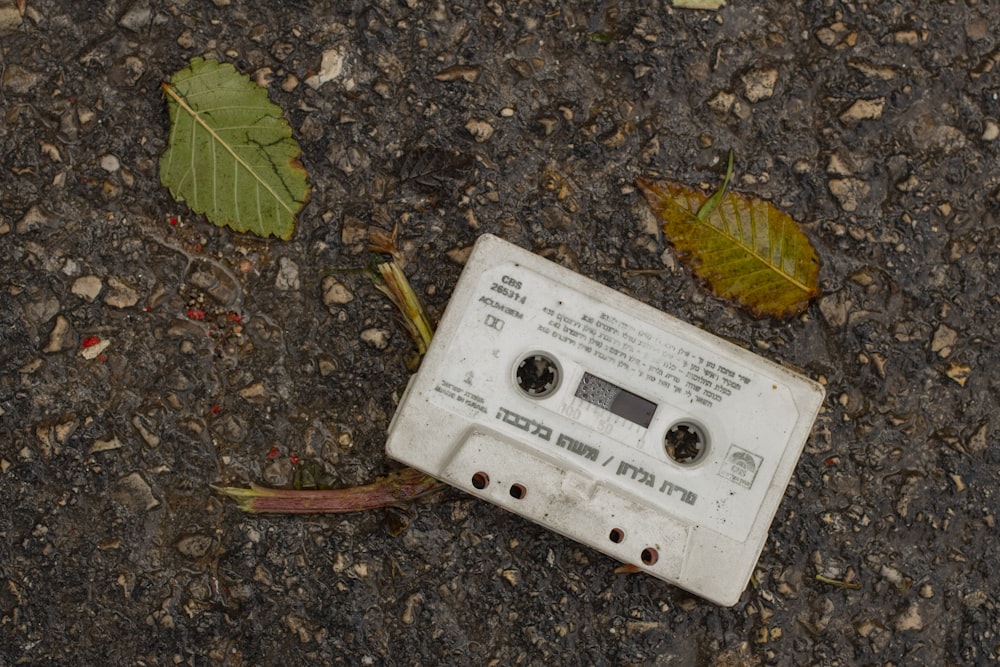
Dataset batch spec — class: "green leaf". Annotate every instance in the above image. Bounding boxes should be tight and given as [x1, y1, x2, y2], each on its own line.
[159, 58, 310, 240]
[637, 172, 820, 318]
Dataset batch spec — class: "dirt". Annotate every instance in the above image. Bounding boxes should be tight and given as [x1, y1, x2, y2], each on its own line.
[2, 0, 999, 665]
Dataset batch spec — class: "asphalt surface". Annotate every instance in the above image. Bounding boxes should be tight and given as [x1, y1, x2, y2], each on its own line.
[1, 1, 999, 665]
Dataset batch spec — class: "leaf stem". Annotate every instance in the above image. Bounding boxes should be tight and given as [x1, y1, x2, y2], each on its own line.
[212, 468, 445, 514]
[815, 574, 861, 590]
[373, 261, 434, 354]
[696, 148, 735, 221]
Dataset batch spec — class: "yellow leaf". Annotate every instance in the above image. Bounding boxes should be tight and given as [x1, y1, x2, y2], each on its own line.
[637, 176, 821, 318]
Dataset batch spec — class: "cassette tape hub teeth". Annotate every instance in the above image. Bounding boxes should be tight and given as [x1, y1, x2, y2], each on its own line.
[514, 352, 561, 398]
[664, 422, 708, 464]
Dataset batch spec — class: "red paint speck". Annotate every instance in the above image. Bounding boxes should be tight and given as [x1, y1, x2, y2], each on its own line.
[170, 217, 178, 226]
[226, 312, 243, 323]
[98, 353, 107, 363]
[289, 456, 299, 465]
[81, 336, 101, 348]
[211, 405, 221, 414]
[187, 308, 206, 321]
[266, 447, 280, 460]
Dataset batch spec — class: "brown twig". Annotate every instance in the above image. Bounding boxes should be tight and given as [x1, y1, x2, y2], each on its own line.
[212, 467, 445, 514]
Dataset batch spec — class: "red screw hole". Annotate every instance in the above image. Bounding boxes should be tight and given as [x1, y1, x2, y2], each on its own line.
[640, 547, 659, 566]
[471, 472, 489, 489]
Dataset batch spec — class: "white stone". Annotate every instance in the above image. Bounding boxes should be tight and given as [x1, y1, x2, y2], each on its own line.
[707, 90, 736, 114]
[105, 277, 140, 308]
[100, 154, 121, 172]
[81, 338, 111, 360]
[465, 118, 494, 143]
[275, 257, 300, 291]
[322, 276, 354, 306]
[828, 178, 870, 212]
[742, 68, 778, 102]
[983, 120, 999, 142]
[72, 275, 103, 301]
[839, 98, 884, 122]
[305, 47, 347, 88]
[360, 328, 390, 349]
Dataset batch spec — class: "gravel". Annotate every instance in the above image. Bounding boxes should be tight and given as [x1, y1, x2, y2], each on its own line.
[1, 1, 998, 665]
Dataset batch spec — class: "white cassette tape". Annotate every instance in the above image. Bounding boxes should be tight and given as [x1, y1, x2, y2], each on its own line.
[386, 234, 824, 605]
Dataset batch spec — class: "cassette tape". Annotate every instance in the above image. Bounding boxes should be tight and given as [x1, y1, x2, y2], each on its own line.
[386, 234, 824, 606]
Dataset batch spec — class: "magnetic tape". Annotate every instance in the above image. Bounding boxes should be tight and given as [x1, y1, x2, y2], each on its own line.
[386, 234, 824, 605]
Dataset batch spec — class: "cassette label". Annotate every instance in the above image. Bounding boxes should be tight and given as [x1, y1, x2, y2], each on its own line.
[386, 234, 825, 606]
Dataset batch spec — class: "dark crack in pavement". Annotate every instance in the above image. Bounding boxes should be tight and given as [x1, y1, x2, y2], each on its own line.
[1, 1, 999, 665]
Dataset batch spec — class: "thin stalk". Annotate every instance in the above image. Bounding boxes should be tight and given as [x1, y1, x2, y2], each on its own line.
[373, 260, 434, 354]
[696, 148, 735, 221]
[213, 468, 444, 514]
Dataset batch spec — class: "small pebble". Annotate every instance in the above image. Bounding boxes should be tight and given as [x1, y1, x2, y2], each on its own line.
[742, 68, 778, 102]
[131, 414, 160, 446]
[105, 277, 140, 308]
[839, 98, 885, 122]
[17, 205, 53, 234]
[72, 275, 104, 301]
[175, 534, 214, 559]
[465, 118, 494, 143]
[306, 47, 347, 88]
[275, 257, 301, 291]
[2, 64, 42, 94]
[360, 328, 390, 349]
[435, 65, 480, 83]
[828, 178, 870, 212]
[321, 276, 354, 306]
[43, 316, 72, 353]
[100, 154, 121, 172]
[892, 602, 923, 632]
[982, 120, 999, 142]
[114, 472, 159, 512]
[0, 4, 21, 35]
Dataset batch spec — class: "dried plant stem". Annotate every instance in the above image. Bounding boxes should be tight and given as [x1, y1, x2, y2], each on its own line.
[216, 230, 441, 516]
[213, 468, 444, 514]
[373, 260, 434, 354]
[815, 574, 861, 590]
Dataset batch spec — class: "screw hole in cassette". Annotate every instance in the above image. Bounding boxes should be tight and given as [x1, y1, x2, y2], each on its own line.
[471, 472, 489, 490]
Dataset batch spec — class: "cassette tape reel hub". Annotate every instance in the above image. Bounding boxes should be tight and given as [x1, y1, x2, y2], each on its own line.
[386, 234, 824, 606]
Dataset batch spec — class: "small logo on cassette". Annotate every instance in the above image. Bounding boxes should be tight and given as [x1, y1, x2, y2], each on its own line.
[719, 445, 763, 489]
[484, 314, 505, 331]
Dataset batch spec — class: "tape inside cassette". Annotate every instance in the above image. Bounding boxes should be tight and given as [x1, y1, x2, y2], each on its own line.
[386, 234, 824, 606]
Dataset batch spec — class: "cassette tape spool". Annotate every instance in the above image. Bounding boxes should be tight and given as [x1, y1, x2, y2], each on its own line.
[386, 234, 824, 606]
